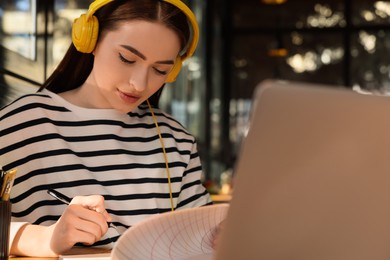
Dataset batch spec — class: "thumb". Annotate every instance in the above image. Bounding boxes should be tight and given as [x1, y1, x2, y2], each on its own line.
[70, 195, 112, 222]
[95, 207, 113, 222]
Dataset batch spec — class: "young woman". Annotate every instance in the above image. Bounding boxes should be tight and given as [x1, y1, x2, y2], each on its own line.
[0, 0, 211, 256]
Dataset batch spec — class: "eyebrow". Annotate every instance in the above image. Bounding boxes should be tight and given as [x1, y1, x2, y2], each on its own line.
[120, 44, 175, 65]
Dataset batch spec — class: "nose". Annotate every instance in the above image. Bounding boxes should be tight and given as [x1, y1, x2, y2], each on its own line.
[129, 67, 148, 92]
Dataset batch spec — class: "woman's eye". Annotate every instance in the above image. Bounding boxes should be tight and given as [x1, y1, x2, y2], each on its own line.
[119, 52, 167, 75]
[119, 53, 134, 64]
[154, 68, 168, 75]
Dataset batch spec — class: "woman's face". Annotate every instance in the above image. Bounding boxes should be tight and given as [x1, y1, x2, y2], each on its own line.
[85, 20, 181, 113]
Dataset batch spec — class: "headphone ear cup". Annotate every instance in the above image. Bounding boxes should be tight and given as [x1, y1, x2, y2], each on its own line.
[165, 57, 182, 83]
[72, 14, 99, 53]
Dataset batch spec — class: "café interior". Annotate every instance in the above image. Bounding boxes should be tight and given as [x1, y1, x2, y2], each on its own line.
[0, 0, 389, 196]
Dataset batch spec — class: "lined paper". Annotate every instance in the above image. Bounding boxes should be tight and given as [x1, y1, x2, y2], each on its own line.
[111, 204, 229, 260]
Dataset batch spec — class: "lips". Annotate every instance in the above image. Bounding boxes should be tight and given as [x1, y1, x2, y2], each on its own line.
[118, 89, 141, 104]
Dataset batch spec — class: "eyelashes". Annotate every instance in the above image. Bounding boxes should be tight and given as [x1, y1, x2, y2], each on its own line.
[118, 53, 168, 75]
[118, 53, 135, 64]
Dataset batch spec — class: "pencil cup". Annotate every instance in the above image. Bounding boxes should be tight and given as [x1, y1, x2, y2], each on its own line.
[0, 201, 11, 260]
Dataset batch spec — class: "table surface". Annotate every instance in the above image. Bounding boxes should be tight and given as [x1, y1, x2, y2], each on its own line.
[10, 247, 111, 259]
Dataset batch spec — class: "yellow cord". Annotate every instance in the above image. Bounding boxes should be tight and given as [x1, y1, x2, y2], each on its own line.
[146, 99, 175, 212]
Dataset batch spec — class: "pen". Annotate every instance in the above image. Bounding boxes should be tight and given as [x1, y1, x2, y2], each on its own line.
[47, 189, 119, 232]
[47, 189, 71, 205]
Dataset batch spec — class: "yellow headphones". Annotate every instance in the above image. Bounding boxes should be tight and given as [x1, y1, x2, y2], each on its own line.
[72, 0, 199, 83]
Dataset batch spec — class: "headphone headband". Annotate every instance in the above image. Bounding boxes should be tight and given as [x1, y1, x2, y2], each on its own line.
[87, 0, 114, 19]
[72, 0, 199, 82]
[162, 0, 199, 61]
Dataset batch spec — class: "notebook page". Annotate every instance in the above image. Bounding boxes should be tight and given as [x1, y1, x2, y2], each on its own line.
[111, 204, 229, 260]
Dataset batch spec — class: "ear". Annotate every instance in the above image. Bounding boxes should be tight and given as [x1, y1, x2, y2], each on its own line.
[72, 13, 99, 53]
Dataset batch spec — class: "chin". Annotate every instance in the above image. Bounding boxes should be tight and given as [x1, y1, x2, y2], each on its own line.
[116, 104, 138, 114]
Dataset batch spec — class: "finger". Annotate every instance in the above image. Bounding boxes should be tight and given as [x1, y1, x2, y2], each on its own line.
[73, 217, 104, 243]
[67, 204, 109, 236]
[64, 224, 101, 246]
[70, 195, 112, 222]
[70, 195, 105, 209]
[51, 206, 108, 252]
[95, 208, 112, 222]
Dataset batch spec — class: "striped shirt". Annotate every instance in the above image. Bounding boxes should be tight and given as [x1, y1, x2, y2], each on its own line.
[0, 89, 211, 247]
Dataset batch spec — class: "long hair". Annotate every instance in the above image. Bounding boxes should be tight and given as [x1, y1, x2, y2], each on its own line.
[40, 0, 190, 107]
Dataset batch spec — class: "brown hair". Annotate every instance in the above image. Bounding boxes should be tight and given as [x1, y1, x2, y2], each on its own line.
[40, 0, 190, 107]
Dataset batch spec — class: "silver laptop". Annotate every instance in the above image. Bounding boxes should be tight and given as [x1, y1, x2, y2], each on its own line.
[214, 79, 390, 260]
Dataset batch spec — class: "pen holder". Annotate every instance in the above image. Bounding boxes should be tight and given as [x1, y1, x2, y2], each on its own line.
[0, 201, 11, 260]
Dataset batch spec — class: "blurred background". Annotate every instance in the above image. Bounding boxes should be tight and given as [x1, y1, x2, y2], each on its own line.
[0, 0, 389, 196]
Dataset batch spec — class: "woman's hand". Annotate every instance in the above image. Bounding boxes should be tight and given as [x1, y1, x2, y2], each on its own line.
[49, 195, 112, 254]
[10, 194, 112, 257]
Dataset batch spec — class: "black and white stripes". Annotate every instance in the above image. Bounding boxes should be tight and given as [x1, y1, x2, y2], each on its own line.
[0, 89, 211, 247]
